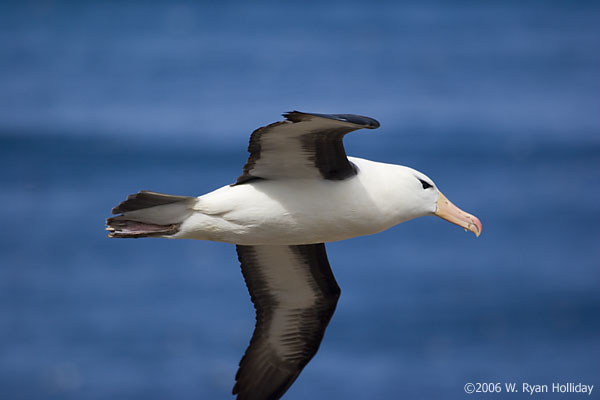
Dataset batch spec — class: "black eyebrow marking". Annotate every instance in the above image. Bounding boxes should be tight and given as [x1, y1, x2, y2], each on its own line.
[418, 178, 433, 189]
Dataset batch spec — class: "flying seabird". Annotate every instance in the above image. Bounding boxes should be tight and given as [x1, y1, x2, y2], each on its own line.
[106, 111, 482, 400]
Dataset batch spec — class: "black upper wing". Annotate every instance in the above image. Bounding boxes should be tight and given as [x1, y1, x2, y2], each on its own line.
[234, 111, 380, 184]
[233, 244, 341, 400]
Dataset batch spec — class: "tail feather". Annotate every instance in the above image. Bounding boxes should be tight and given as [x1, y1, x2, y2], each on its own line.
[107, 220, 180, 238]
[111, 190, 192, 214]
[107, 190, 195, 238]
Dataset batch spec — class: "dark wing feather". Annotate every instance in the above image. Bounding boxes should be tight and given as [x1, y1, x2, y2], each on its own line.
[233, 244, 341, 400]
[234, 111, 379, 184]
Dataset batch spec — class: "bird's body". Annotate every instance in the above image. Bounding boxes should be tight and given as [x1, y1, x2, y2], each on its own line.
[176, 157, 428, 245]
[106, 111, 481, 400]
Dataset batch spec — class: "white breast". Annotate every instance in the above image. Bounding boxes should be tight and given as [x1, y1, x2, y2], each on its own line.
[175, 157, 423, 245]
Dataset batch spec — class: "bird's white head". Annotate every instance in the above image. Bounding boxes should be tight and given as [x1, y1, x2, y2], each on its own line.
[394, 166, 482, 237]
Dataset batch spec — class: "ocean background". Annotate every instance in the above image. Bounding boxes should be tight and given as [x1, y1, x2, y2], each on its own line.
[1, 1, 599, 399]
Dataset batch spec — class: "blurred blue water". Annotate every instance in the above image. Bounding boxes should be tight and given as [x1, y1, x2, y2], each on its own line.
[1, 1, 599, 399]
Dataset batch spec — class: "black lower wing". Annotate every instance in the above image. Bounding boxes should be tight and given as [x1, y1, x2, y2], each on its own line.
[233, 243, 341, 400]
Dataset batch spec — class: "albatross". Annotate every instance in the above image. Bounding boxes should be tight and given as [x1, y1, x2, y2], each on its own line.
[106, 111, 482, 400]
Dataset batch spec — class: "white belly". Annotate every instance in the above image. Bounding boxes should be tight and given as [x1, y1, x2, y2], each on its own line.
[174, 158, 419, 245]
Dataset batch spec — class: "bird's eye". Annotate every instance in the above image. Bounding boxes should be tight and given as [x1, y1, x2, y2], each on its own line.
[418, 179, 433, 190]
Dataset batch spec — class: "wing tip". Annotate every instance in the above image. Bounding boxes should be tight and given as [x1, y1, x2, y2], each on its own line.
[283, 111, 380, 129]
